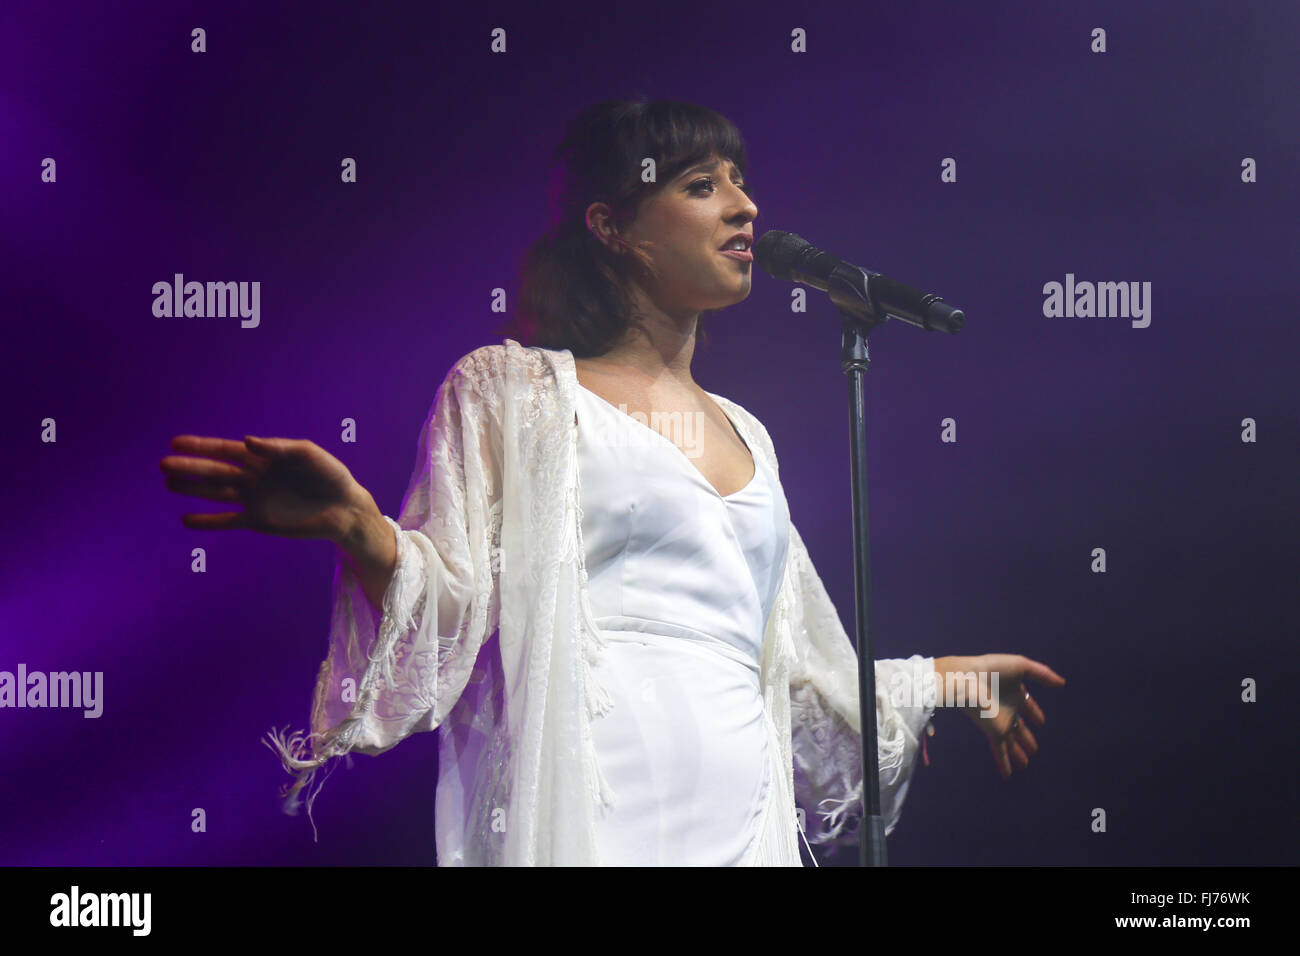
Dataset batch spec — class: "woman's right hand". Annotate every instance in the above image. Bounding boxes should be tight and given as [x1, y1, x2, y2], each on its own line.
[160, 435, 370, 543]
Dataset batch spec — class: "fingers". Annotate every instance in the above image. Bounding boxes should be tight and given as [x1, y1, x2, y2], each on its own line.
[1020, 690, 1048, 726]
[180, 510, 251, 531]
[989, 710, 1039, 779]
[242, 435, 291, 456]
[990, 736, 1012, 779]
[1006, 737, 1030, 771]
[167, 435, 266, 469]
[1010, 717, 1038, 757]
[160, 454, 254, 485]
[978, 657, 1060, 779]
[1022, 657, 1066, 688]
[161, 438, 267, 514]
[163, 437, 259, 524]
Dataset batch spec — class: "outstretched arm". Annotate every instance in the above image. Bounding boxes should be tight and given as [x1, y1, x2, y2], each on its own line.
[263, 348, 507, 834]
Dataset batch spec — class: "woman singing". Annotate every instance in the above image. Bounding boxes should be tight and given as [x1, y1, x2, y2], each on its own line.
[160, 98, 1064, 866]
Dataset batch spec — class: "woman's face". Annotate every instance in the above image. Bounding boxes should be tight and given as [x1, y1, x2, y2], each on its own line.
[593, 152, 759, 318]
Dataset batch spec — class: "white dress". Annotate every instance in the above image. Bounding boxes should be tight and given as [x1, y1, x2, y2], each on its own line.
[265, 339, 937, 865]
[575, 383, 794, 865]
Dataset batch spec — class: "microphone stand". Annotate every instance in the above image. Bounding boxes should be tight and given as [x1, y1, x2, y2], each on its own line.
[764, 234, 963, 867]
[827, 265, 895, 868]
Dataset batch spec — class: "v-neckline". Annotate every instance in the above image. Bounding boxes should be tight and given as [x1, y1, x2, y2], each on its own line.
[575, 382, 759, 501]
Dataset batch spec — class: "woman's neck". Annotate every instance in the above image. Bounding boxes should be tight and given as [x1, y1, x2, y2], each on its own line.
[588, 297, 700, 390]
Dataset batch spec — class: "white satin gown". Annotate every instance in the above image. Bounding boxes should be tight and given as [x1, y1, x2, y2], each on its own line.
[575, 383, 795, 865]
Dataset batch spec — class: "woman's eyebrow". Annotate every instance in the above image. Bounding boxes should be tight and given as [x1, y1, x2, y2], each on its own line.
[679, 159, 741, 180]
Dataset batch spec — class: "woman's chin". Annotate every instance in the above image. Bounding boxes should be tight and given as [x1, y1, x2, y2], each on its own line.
[726, 283, 752, 305]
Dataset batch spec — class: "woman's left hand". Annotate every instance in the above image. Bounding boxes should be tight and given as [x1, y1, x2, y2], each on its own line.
[937, 654, 1066, 779]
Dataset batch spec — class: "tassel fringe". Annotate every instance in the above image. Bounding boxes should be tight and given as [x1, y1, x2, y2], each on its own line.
[261, 724, 340, 844]
[811, 781, 864, 847]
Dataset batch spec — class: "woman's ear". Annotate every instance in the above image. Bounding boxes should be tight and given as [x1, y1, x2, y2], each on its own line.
[585, 202, 624, 255]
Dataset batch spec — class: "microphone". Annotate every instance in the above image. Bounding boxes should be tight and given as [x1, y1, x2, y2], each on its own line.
[753, 230, 964, 334]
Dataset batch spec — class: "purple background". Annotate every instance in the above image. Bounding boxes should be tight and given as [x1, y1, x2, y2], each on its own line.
[2, 0, 1296, 866]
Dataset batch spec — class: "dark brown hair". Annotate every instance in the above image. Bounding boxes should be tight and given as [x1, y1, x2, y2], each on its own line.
[494, 97, 752, 358]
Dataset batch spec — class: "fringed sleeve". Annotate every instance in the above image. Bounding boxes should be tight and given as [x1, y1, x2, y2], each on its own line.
[785, 521, 935, 848]
[263, 347, 505, 840]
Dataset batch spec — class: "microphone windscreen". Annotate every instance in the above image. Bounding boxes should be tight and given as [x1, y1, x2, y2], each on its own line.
[753, 230, 814, 280]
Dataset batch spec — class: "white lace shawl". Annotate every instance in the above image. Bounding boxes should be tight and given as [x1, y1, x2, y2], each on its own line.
[264, 337, 935, 864]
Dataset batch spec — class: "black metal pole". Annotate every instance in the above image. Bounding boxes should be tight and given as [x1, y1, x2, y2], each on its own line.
[813, 257, 960, 866]
[839, 311, 888, 867]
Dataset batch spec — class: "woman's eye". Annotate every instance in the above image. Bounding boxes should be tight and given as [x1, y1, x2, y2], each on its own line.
[690, 177, 753, 197]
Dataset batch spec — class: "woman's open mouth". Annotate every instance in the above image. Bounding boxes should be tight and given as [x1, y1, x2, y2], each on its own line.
[719, 249, 753, 262]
